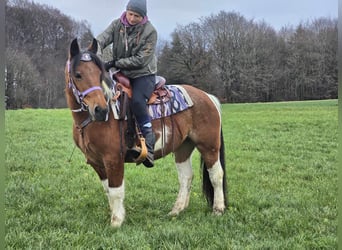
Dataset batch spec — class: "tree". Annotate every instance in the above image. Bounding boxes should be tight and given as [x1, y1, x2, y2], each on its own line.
[165, 23, 213, 89]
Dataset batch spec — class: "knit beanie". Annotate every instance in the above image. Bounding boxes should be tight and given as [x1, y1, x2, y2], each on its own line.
[126, 0, 147, 17]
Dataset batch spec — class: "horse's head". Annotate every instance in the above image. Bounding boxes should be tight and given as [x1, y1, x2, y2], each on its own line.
[65, 38, 109, 121]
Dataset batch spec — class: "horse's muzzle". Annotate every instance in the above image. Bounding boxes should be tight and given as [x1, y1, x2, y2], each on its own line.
[93, 105, 109, 121]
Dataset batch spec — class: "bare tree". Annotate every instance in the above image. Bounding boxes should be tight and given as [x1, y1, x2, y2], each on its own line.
[5, 0, 337, 106]
[157, 10, 337, 103]
[5, 0, 94, 108]
[5, 48, 40, 108]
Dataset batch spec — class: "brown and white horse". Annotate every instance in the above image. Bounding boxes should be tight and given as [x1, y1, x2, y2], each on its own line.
[64, 38, 227, 227]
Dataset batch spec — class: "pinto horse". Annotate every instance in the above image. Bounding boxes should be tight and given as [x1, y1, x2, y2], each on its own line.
[64, 38, 227, 227]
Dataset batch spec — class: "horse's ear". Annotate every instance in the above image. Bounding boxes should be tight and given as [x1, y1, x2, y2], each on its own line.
[70, 38, 80, 59]
[88, 38, 98, 54]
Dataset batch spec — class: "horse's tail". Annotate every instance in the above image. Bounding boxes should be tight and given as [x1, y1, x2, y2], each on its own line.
[201, 127, 228, 208]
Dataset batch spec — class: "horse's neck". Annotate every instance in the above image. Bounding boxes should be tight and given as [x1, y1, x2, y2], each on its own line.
[71, 111, 89, 123]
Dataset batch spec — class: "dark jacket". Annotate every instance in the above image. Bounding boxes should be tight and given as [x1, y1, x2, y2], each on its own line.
[96, 16, 157, 79]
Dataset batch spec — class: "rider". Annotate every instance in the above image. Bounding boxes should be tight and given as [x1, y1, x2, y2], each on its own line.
[96, 0, 157, 167]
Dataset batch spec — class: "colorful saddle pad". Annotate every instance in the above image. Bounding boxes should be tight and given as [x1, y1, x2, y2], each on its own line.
[111, 85, 193, 120]
[148, 85, 193, 120]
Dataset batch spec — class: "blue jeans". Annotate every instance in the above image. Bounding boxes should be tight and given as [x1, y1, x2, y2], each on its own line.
[130, 74, 155, 130]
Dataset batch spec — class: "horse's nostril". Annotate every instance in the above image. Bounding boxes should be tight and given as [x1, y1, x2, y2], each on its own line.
[94, 105, 109, 121]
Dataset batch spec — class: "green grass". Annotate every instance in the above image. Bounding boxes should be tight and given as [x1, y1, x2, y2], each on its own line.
[5, 100, 337, 249]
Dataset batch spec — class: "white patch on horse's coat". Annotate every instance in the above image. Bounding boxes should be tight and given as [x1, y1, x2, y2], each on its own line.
[108, 181, 125, 227]
[206, 93, 221, 121]
[207, 160, 225, 214]
[154, 126, 170, 152]
[169, 157, 193, 216]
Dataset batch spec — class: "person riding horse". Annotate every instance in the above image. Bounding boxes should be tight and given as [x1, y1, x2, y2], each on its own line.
[65, 38, 227, 227]
[96, 0, 157, 168]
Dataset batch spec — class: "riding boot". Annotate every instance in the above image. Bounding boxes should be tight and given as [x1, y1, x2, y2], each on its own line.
[142, 127, 155, 168]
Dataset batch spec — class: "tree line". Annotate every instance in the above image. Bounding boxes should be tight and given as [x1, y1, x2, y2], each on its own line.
[158, 12, 337, 102]
[5, 0, 337, 109]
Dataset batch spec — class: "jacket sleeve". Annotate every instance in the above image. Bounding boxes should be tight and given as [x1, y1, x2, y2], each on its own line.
[116, 28, 157, 70]
[96, 19, 118, 53]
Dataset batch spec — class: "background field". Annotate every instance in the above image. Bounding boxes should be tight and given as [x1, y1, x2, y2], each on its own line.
[5, 100, 337, 249]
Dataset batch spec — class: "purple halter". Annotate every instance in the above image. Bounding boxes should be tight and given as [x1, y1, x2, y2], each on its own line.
[67, 53, 103, 112]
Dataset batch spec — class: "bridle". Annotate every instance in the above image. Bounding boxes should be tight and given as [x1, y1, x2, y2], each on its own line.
[66, 52, 111, 133]
[66, 52, 103, 113]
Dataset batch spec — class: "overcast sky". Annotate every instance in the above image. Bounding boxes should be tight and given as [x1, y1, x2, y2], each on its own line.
[32, 0, 337, 40]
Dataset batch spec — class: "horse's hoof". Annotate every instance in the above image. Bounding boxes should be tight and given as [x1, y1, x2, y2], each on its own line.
[213, 206, 225, 216]
[213, 207, 225, 215]
[169, 206, 186, 216]
[168, 211, 179, 217]
[111, 216, 124, 228]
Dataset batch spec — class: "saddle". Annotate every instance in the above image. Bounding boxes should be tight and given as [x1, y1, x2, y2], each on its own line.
[113, 72, 170, 105]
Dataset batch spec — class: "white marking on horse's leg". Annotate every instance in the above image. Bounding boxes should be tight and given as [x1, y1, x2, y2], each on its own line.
[169, 157, 193, 216]
[108, 181, 125, 227]
[101, 179, 109, 193]
[101, 179, 113, 210]
[207, 160, 225, 215]
[154, 126, 170, 152]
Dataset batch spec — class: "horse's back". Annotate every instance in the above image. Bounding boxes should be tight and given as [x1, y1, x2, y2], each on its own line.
[169, 84, 221, 144]
[180, 84, 221, 120]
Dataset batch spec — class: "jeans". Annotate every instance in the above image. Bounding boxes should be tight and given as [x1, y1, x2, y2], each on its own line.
[130, 74, 155, 130]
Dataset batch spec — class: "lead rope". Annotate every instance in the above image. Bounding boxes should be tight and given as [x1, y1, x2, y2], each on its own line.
[67, 144, 77, 162]
[160, 95, 166, 157]
[119, 119, 124, 160]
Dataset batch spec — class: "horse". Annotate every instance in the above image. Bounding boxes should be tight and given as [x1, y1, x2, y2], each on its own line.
[64, 38, 228, 227]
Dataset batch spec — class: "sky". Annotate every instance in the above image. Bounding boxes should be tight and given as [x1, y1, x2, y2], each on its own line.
[32, 0, 338, 40]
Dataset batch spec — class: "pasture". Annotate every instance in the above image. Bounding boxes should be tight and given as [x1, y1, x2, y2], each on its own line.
[5, 100, 337, 249]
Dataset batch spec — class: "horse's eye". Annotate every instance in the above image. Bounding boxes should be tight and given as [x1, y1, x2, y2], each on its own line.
[74, 72, 82, 79]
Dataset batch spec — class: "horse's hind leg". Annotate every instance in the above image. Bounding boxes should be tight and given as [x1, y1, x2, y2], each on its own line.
[169, 157, 193, 216]
[207, 160, 225, 214]
[197, 138, 226, 214]
[169, 140, 194, 216]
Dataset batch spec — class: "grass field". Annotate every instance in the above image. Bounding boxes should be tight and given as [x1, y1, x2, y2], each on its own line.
[5, 100, 337, 249]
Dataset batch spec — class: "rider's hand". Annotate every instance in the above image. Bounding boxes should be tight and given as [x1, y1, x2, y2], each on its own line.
[104, 60, 115, 71]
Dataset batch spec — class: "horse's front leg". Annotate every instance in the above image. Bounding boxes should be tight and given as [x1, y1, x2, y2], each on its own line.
[104, 160, 125, 227]
[87, 159, 109, 195]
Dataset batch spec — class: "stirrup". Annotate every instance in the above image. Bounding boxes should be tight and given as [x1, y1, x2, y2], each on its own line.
[126, 137, 148, 165]
[143, 152, 154, 168]
[134, 137, 148, 164]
